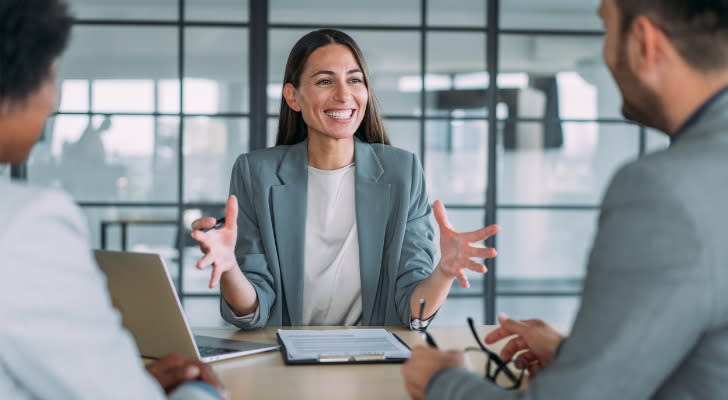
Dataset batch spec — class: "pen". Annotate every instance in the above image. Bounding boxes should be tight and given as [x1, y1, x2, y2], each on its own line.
[201, 217, 225, 232]
[418, 298, 438, 348]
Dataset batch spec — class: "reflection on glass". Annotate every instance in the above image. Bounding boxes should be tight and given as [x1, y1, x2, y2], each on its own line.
[93, 80, 154, 113]
[186, 0, 248, 22]
[58, 80, 89, 112]
[270, 0, 419, 25]
[499, 35, 620, 119]
[80, 206, 177, 250]
[68, 0, 177, 20]
[158, 79, 180, 113]
[184, 117, 249, 202]
[185, 28, 249, 114]
[267, 117, 278, 149]
[425, 119, 487, 204]
[436, 298, 483, 326]
[268, 29, 420, 115]
[498, 123, 639, 205]
[426, 33, 487, 117]
[496, 209, 597, 280]
[58, 27, 177, 94]
[497, 296, 581, 331]
[428, 0, 486, 27]
[28, 115, 179, 202]
[501, 1, 603, 31]
[0, 164, 9, 181]
[384, 120, 420, 157]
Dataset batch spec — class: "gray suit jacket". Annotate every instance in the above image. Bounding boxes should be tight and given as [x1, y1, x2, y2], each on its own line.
[429, 92, 728, 399]
[220, 138, 436, 329]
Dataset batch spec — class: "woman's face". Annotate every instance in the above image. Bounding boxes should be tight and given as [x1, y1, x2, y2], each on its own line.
[283, 44, 368, 142]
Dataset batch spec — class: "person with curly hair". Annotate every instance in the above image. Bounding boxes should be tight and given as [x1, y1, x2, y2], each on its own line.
[0, 1, 226, 399]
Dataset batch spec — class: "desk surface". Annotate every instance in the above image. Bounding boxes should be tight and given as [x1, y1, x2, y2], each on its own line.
[195, 325, 504, 400]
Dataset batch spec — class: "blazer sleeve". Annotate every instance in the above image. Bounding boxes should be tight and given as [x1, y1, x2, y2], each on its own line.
[0, 190, 165, 400]
[220, 154, 276, 329]
[394, 153, 437, 325]
[427, 162, 710, 400]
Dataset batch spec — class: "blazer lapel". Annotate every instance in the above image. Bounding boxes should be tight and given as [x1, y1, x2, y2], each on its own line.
[271, 141, 308, 325]
[354, 139, 391, 324]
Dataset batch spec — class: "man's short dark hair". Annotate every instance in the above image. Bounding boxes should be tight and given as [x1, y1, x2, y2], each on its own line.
[0, 0, 73, 108]
[615, 0, 728, 71]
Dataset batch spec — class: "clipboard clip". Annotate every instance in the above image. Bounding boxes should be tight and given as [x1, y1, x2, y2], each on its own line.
[318, 352, 386, 363]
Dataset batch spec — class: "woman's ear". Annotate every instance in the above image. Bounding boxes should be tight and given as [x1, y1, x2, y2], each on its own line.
[283, 83, 301, 112]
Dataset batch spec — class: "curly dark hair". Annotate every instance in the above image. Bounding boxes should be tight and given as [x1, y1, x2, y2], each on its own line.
[0, 0, 73, 109]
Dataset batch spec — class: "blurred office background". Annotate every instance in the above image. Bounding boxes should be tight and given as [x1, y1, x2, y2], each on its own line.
[8, 0, 670, 328]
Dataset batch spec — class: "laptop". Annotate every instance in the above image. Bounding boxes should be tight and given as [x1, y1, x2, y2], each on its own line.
[94, 250, 279, 362]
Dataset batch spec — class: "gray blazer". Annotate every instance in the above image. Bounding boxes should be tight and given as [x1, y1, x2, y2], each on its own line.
[428, 91, 728, 399]
[220, 138, 436, 329]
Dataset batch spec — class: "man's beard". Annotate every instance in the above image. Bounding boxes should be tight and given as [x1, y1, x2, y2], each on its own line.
[613, 46, 670, 132]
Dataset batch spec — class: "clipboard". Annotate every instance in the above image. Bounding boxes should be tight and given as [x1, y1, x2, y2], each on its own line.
[276, 329, 411, 365]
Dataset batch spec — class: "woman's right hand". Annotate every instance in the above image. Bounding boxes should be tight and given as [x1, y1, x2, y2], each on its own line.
[190, 195, 239, 288]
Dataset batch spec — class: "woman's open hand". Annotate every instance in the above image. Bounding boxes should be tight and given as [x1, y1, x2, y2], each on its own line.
[190, 195, 239, 288]
[433, 199, 499, 288]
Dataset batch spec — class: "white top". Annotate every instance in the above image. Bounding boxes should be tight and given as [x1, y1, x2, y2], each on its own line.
[0, 182, 168, 399]
[301, 164, 362, 325]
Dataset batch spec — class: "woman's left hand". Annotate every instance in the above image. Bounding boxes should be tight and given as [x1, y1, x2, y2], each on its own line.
[433, 199, 499, 288]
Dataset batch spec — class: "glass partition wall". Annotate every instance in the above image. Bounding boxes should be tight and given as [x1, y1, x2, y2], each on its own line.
[12, 0, 669, 327]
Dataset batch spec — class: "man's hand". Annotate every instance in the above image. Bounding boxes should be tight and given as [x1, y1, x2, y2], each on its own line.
[401, 346, 466, 400]
[484, 314, 565, 375]
[146, 354, 227, 398]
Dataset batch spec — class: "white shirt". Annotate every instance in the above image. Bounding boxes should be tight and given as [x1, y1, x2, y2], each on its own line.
[0, 182, 168, 399]
[301, 164, 362, 325]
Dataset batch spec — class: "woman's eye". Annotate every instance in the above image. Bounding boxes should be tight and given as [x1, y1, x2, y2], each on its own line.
[316, 79, 332, 85]
[350, 78, 363, 84]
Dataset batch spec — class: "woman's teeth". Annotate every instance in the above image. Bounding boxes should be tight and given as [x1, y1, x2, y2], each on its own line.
[326, 110, 353, 119]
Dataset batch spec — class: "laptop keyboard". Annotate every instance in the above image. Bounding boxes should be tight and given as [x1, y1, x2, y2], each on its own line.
[198, 346, 238, 357]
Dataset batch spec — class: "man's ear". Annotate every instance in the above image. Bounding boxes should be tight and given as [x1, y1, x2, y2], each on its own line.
[283, 83, 301, 112]
[629, 16, 663, 78]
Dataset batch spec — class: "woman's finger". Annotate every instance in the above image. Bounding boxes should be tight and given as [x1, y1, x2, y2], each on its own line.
[461, 224, 499, 242]
[456, 270, 470, 288]
[196, 253, 214, 270]
[464, 259, 487, 273]
[466, 246, 497, 260]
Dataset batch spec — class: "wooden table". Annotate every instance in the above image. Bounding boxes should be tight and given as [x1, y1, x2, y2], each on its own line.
[194, 325, 507, 400]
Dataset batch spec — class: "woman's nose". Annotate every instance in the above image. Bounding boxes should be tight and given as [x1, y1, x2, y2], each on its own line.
[333, 83, 350, 101]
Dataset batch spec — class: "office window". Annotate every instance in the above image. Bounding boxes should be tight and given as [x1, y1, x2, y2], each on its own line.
[15, 1, 653, 329]
[186, 0, 249, 22]
[384, 120, 421, 157]
[270, 0, 420, 25]
[426, 32, 487, 117]
[428, 0, 486, 27]
[68, 0, 177, 21]
[28, 115, 181, 202]
[185, 28, 249, 114]
[183, 117, 249, 202]
[501, 0, 603, 31]
[425, 119, 488, 205]
[498, 122, 640, 205]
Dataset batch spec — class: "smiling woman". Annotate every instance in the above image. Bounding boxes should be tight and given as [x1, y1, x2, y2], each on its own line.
[189, 29, 500, 330]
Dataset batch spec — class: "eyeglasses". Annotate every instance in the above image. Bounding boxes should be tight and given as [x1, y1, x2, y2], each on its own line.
[465, 317, 524, 390]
